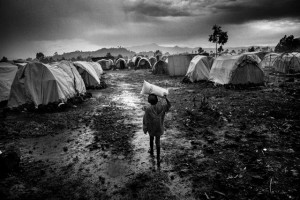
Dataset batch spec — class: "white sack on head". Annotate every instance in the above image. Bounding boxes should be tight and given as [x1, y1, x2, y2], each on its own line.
[140, 80, 169, 97]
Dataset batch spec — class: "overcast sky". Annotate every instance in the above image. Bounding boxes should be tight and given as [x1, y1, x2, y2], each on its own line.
[1, 0, 300, 59]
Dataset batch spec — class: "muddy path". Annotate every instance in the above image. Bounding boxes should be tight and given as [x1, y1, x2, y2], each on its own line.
[1, 69, 300, 200]
[0, 70, 191, 200]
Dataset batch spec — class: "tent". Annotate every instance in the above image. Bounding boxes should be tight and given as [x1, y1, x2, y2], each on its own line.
[185, 56, 214, 82]
[152, 60, 168, 75]
[97, 59, 113, 70]
[89, 62, 104, 76]
[73, 61, 100, 88]
[259, 53, 280, 69]
[0, 62, 18, 102]
[131, 56, 137, 64]
[115, 58, 127, 69]
[209, 54, 264, 85]
[52, 61, 86, 95]
[8, 62, 76, 108]
[134, 56, 142, 66]
[136, 58, 151, 69]
[273, 53, 300, 73]
[167, 54, 194, 76]
[149, 57, 157, 67]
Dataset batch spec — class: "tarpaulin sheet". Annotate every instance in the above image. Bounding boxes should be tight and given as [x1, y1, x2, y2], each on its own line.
[0, 62, 18, 102]
[185, 55, 214, 82]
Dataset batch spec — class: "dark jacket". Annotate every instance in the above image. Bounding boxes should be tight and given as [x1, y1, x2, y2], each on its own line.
[143, 102, 171, 136]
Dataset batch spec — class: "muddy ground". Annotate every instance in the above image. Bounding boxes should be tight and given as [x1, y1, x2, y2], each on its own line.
[0, 70, 299, 200]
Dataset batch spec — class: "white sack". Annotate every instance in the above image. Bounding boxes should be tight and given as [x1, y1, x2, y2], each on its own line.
[140, 80, 169, 97]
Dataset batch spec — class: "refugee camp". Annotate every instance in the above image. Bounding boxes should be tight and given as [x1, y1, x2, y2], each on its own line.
[0, 0, 299, 200]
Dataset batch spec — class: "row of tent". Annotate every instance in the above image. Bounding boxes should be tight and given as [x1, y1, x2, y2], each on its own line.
[0, 61, 104, 108]
[2, 52, 297, 108]
[96, 57, 153, 70]
[184, 52, 300, 85]
[93, 52, 300, 86]
[96, 56, 169, 71]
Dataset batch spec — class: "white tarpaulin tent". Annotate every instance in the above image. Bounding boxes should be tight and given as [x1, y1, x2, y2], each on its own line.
[209, 54, 264, 85]
[73, 61, 100, 87]
[273, 53, 300, 73]
[152, 60, 168, 75]
[89, 62, 104, 76]
[131, 56, 137, 64]
[149, 57, 157, 67]
[0, 62, 18, 102]
[134, 56, 142, 66]
[52, 61, 86, 94]
[8, 62, 76, 108]
[136, 58, 151, 69]
[115, 58, 127, 69]
[259, 53, 280, 69]
[185, 56, 214, 82]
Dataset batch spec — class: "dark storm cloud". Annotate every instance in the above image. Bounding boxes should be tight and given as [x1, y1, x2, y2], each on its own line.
[0, 0, 119, 41]
[123, 0, 300, 23]
[123, 0, 193, 17]
[1, 0, 299, 59]
[212, 0, 300, 24]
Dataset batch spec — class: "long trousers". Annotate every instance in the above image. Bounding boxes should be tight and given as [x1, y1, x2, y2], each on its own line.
[149, 135, 160, 161]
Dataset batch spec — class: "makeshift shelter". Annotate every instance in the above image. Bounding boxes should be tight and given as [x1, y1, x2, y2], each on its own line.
[152, 60, 168, 75]
[8, 62, 76, 108]
[243, 51, 267, 60]
[149, 57, 157, 67]
[273, 53, 300, 73]
[0, 62, 18, 102]
[136, 58, 151, 69]
[89, 62, 104, 77]
[134, 56, 142, 66]
[185, 56, 214, 82]
[209, 54, 264, 85]
[97, 59, 113, 70]
[73, 61, 100, 88]
[259, 53, 280, 70]
[167, 54, 194, 76]
[115, 58, 127, 69]
[131, 56, 137, 64]
[52, 61, 86, 94]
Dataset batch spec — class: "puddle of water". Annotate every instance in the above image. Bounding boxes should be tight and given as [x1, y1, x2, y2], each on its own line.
[112, 91, 140, 108]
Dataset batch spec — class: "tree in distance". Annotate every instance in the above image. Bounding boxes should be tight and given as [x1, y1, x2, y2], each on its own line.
[0, 56, 8, 62]
[275, 35, 300, 53]
[209, 25, 228, 57]
[218, 45, 224, 54]
[36, 52, 45, 61]
[248, 46, 255, 52]
[198, 47, 204, 54]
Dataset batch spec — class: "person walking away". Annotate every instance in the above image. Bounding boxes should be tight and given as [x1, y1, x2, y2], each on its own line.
[143, 94, 171, 166]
